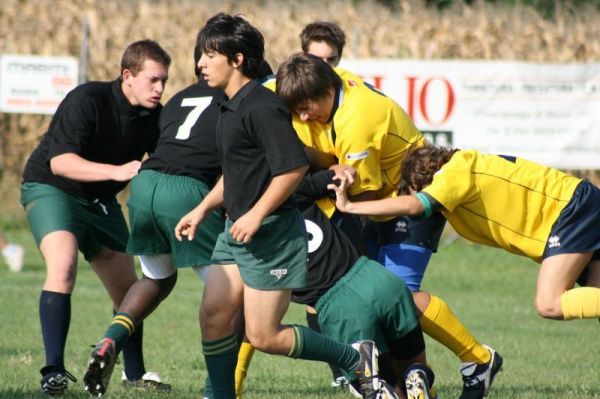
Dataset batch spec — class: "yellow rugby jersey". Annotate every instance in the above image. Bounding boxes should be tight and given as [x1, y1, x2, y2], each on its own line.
[422, 150, 582, 262]
[329, 68, 424, 199]
[289, 69, 425, 219]
[264, 77, 337, 217]
[268, 70, 424, 218]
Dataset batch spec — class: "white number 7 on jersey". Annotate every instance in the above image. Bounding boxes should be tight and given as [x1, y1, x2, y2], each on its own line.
[175, 96, 213, 140]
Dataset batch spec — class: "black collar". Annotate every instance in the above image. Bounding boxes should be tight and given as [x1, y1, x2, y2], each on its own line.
[111, 78, 151, 117]
[220, 80, 257, 112]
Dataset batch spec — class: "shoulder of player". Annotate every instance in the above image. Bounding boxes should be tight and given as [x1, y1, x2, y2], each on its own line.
[63, 80, 111, 101]
[242, 84, 288, 113]
[53, 80, 112, 118]
[163, 83, 216, 107]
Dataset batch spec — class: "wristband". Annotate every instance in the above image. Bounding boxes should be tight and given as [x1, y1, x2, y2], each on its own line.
[415, 192, 433, 218]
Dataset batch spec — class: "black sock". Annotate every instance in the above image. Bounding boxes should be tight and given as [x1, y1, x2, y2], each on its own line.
[39, 291, 71, 370]
[122, 321, 145, 380]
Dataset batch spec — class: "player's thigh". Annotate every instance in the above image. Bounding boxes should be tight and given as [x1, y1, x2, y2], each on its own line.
[39, 230, 80, 292]
[582, 258, 600, 288]
[200, 264, 245, 330]
[536, 252, 592, 306]
[243, 286, 292, 339]
[91, 248, 137, 305]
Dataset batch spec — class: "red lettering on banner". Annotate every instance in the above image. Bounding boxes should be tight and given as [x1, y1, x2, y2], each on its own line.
[405, 76, 418, 120]
[419, 78, 455, 126]
[7, 98, 32, 106]
[52, 76, 74, 87]
[359, 73, 456, 126]
[371, 76, 383, 89]
[35, 99, 59, 107]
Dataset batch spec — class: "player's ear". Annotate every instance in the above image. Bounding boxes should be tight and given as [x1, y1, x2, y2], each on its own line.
[232, 53, 244, 69]
[122, 68, 133, 85]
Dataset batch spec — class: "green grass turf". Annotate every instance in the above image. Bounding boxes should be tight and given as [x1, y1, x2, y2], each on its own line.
[0, 229, 599, 398]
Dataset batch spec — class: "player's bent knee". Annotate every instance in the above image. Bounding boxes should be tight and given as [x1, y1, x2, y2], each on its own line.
[245, 333, 272, 353]
[200, 302, 237, 334]
[157, 273, 177, 295]
[534, 299, 563, 319]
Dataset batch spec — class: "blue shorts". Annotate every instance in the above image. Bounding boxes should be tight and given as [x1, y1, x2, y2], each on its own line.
[543, 181, 600, 285]
[363, 213, 446, 291]
[543, 181, 600, 260]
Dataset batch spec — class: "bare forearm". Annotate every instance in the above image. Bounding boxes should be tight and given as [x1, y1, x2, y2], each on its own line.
[250, 165, 309, 219]
[50, 153, 142, 182]
[343, 195, 424, 217]
[199, 176, 225, 212]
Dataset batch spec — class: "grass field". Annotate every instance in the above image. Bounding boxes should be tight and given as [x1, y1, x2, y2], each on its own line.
[1, 228, 599, 398]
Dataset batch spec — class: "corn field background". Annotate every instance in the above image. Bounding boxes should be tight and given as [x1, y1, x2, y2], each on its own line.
[1, 0, 600, 220]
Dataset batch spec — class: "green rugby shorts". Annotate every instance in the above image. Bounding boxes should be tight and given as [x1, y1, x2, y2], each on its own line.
[21, 182, 128, 261]
[126, 170, 225, 268]
[211, 209, 308, 290]
[315, 256, 419, 354]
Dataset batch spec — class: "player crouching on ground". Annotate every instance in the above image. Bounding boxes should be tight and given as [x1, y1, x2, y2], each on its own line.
[291, 168, 438, 399]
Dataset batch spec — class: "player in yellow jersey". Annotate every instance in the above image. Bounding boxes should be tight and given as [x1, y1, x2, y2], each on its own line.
[276, 53, 501, 399]
[330, 144, 600, 328]
[300, 21, 346, 67]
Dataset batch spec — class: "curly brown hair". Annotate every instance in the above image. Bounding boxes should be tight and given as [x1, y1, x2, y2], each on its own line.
[401, 144, 459, 192]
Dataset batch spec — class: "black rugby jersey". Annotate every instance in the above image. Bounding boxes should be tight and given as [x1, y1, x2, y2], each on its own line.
[292, 170, 360, 306]
[141, 82, 221, 186]
[23, 79, 161, 201]
[216, 80, 308, 221]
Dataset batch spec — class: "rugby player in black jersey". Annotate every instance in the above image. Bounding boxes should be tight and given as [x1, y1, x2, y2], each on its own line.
[20, 40, 171, 396]
[174, 13, 391, 399]
[292, 169, 437, 399]
[79, 35, 226, 397]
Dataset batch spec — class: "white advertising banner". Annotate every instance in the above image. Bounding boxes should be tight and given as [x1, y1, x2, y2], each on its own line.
[0, 54, 78, 115]
[340, 59, 600, 169]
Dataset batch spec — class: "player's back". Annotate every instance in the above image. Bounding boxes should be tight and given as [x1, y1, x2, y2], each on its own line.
[424, 150, 581, 260]
[141, 83, 222, 186]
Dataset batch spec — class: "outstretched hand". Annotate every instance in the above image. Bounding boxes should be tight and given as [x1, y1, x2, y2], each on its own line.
[327, 169, 355, 212]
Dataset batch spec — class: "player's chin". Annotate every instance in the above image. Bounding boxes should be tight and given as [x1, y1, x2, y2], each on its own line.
[144, 98, 161, 108]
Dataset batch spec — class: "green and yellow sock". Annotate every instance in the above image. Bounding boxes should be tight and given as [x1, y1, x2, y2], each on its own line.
[104, 312, 135, 354]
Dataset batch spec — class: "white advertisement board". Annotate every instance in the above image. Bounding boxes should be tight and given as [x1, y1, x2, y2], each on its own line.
[0, 54, 78, 115]
[341, 59, 600, 169]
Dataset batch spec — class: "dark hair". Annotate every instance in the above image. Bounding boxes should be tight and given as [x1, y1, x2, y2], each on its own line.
[197, 13, 265, 79]
[194, 30, 202, 77]
[276, 52, 342, 110]
[300, 21, 346, 59]
[121, 39, 171, 76]
[256, 59, 274, 81]
[401, 144, 459, 192]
